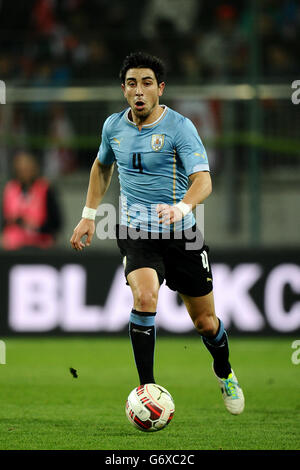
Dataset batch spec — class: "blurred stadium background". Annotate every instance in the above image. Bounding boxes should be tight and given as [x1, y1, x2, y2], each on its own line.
[0, 0, 299, 336]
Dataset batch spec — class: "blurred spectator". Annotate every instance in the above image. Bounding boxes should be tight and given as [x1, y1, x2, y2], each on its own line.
[142, 0, 201, 39]
[196, 4, 248, 81]
[257, 1, 299, 79]
[1, 0, 299, 85]
[32, 0, 57, 35]
[43, 103, 77, 178]
[240, 0, 299, 79]
[1, 152, 62, 250]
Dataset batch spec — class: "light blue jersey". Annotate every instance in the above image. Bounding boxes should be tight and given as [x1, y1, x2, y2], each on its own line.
[97, 105, 210, 232]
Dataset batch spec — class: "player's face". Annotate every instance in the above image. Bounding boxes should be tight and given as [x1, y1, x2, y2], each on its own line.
[122, 68, 165, 122]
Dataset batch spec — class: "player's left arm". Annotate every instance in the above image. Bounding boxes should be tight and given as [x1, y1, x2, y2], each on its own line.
[157, 115, 212, 225]
[157, 171, 212, 225]
[183, 170, 212, 207]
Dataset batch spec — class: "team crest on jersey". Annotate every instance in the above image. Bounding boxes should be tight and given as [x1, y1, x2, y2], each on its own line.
[151, 134, 165, 151]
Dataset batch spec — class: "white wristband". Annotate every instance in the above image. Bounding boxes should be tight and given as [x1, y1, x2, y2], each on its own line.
[82, 206, 97, 220]
[175, 201, 192, 217]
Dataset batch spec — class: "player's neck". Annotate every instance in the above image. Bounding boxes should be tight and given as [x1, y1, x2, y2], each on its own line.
[130, 104, 164, 131]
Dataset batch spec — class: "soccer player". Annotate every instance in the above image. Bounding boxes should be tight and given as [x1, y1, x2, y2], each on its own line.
[70, 52, 244, 415]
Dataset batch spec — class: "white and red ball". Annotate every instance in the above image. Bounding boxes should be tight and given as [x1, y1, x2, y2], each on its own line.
[125, 383, 175, 432]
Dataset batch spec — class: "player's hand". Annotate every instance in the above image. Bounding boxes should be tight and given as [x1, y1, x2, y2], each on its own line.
[156, 203, 184, 225]
[70, 218, 95, 251]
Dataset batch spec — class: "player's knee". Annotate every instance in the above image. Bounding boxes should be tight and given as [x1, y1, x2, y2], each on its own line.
[193, 313, 218, 337]
[134, 289, 158, 312]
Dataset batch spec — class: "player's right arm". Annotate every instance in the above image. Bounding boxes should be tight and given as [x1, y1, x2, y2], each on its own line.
[70, 158, 114, 251]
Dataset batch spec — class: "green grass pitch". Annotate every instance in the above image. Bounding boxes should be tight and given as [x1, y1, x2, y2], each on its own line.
[0, 336, 299, 450]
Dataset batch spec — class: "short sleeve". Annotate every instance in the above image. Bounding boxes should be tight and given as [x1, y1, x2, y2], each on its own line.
[174, 117, 210, 175]
[97, 117, 116, 165]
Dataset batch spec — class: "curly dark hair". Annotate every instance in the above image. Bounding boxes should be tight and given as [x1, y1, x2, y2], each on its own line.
[119, 51, 166, 85]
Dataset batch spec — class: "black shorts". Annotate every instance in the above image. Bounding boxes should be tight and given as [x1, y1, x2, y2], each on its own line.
[116, 224, 213, 297]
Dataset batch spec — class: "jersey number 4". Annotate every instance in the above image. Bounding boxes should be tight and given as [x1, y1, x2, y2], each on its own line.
[132, 153, 143, 173]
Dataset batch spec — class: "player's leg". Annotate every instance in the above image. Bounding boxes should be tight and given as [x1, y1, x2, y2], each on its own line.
[116, 226, 165, 385]
[179, 291, 231, 378]
[164, 236, 231, 377]
[164, 230, 244, 414]
[127, 267, 160, 385]
[180, 291, 244, 415]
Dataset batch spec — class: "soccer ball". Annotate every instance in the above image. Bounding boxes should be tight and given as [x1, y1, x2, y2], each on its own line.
[125, 383, 175, 432]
